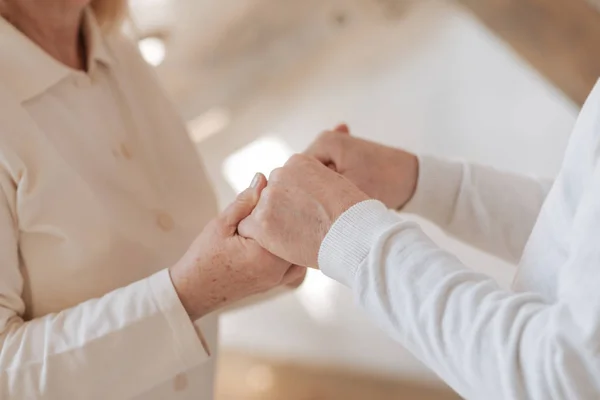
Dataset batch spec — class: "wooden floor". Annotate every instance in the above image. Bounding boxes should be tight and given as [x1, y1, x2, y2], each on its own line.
[216, 352, 460, 400]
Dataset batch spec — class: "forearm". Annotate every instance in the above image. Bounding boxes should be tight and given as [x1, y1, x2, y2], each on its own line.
[403, 156, 552, 263]
[320, 201, 599, 400]
[0, 269, 209, 400]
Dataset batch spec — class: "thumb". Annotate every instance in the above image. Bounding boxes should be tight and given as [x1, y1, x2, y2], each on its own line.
[221, 173, 267, 233]
[334, 123, 350, 135]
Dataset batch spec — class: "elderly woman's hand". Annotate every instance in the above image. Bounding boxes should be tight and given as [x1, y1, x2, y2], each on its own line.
[169, 174, 305, 320]
[238, 154, 370, 269]
[305, 124, 418, 210]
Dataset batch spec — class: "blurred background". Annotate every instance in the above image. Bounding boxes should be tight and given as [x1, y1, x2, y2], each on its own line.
[128, 0, 600, 398]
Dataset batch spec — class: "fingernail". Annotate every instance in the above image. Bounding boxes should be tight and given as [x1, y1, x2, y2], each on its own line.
[250, 173, 261, 189]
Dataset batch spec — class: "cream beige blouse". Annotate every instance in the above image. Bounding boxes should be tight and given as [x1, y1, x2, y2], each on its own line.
[0, 9, 219, 400]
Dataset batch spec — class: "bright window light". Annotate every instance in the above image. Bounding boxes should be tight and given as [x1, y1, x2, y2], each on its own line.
[138, 37, 166, 66]
[187, 108, 232, 143]
[222, 136, 293, 193]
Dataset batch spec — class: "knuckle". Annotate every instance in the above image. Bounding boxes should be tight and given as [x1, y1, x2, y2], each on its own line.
[268, 167, 283, 182]
[286, 153, 306, 166]
[271, 167, 292, 184]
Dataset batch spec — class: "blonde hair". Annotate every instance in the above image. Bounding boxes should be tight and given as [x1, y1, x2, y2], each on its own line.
[91, 0, 128, 31]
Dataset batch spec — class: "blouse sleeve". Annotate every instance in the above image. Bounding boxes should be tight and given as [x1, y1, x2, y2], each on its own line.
[0, 171, 210, 399]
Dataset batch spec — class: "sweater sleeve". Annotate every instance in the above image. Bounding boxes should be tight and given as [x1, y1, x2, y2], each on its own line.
[403, 156, 553, 263]
[319, 200, 600, 400]
[0, 173, 210, 399]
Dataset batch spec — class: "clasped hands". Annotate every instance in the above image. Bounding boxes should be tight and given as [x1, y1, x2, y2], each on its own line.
[170, 124, 418, 320]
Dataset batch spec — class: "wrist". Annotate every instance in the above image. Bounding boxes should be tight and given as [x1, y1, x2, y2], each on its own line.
[330, 190, 369, 223]
[169, 264, 212, 321]
[323, 188, 370, 241]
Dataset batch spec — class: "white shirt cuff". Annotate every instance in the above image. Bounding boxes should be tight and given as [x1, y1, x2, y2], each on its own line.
[148, 269, 211, 370]
[318, 200, 401, 287]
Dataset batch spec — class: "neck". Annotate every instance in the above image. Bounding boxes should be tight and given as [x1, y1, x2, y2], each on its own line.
[0, 1, 88, 70]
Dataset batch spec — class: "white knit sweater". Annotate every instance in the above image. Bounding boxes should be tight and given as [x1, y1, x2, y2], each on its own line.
[319, 81, 600, 400]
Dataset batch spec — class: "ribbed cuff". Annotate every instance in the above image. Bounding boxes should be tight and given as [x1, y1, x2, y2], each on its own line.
[319, 200, 401, 288]
[402, 155, 464, 224]
[148, 269, 211, 371]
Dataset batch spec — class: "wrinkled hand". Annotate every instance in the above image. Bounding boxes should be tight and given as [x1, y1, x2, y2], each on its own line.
[238, 154, 369, 269]
[305, 124, 418, 210]
[169, 174, 306, 320]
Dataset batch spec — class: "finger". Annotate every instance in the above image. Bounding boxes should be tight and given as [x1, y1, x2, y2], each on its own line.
[221, 173, 267, 234]
[305, 125, 349, 166]
[306, 139, 343, 172]
[282, 265, 308, 286]
[305, 134, 335, 165]
[333, 123, 350, 134]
